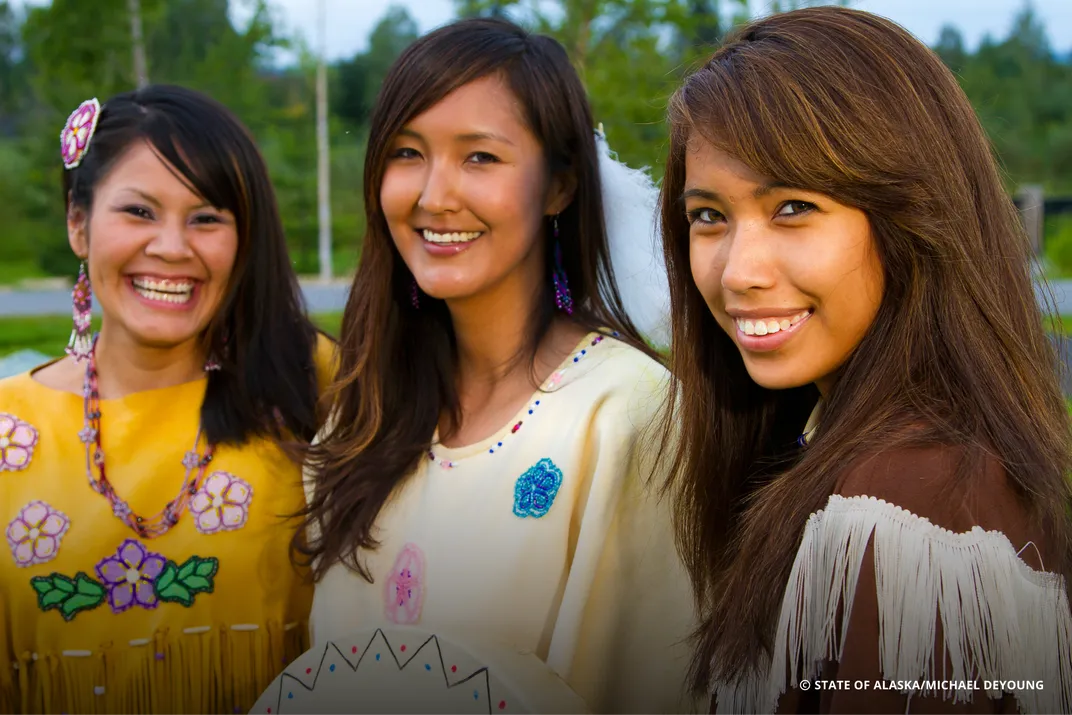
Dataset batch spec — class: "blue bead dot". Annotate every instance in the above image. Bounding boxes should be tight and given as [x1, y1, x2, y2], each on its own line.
[376, 653, 381, 661]
[474, 690, 480, 700]
[330, 664, 336, 672]
[425, 663, 432, 671]
[497, 441, 502, 447]
[489, 448, 494, 454]
[535, 401, 540, 405]
[581, 349, 587, 354]
[528, 410, 533, 414]
[573, 357, 579, 362]
[288, 692, 294, 699]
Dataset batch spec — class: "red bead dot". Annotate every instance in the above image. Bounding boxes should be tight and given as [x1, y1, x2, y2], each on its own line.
[305, 668, 312, 674]
[400, 645, 407, 652]
[267, 710, 272, 714]
[352, 646, 358, 654]
[451, 665, 457, 672]
[499, 701, 506, 709]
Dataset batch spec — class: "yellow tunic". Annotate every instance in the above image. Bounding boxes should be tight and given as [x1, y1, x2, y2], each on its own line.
[0, 337, 334, 714]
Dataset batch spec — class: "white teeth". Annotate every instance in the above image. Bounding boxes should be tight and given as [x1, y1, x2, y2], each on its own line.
[736, 310, 810, 336]
[131, 277, 194, 295]
[422, 230, 481, 244]
[132, 279, 194, 305]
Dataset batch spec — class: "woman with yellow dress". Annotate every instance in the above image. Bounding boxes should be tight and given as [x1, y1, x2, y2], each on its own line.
[0, 85, 333, 713]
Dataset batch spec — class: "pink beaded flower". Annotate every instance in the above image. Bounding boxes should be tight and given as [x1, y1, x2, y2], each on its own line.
[60, 98, 101, 169]
[0, 413, 39, 471]
[190, 471, 253, 534]
[6, 501, 70, 567]
[384, 543, 426, 624]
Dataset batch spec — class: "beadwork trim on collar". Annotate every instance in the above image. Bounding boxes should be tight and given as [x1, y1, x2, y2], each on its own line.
[798, 400, 822, 447]
[426, 331, 616, 469]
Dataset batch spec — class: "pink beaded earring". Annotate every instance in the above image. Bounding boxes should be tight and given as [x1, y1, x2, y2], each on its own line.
[66, 262, 94, 361]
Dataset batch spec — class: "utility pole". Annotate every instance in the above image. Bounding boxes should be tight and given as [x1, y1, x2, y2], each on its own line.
[316, 0, 334, 282]
[128, 0, 149, 89]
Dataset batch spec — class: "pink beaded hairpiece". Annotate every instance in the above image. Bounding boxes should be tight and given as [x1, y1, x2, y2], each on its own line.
[60, 98, 101, 169]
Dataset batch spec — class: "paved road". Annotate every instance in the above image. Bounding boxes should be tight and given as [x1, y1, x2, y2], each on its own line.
[2, 278, 1072, 317]
[0, 280, 352, 316]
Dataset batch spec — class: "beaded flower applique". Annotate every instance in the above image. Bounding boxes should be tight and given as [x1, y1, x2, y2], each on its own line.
[190, 471, 253, 534]
[0, 413, 39, 472]
[30, 538, 219, 621]
[6, 501, 70, 567]
[383, 543, 426, 624]
[513, 458, 564, 519]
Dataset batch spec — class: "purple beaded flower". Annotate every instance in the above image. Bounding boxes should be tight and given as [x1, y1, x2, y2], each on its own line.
[60, 98, 101, 169]
[94, 539, 166, 613]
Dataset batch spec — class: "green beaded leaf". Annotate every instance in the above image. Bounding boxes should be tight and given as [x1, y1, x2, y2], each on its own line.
[155, 556, 218, 606]
[30, 572, 106, 621]
[193, 558, 218, 579]
[155, 562, 178, 593]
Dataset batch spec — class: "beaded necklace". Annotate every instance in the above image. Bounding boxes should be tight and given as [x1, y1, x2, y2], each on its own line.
[82, 337, 215, 538]
[427, 333, 611, 469]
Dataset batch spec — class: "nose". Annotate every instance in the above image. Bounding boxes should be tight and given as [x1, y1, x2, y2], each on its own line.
[417, 159, 462, 214]
[720, 218, 777, 294]
[144, 217, 195, 262]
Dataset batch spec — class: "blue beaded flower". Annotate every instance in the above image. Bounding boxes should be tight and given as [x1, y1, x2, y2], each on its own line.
[512, 458, 563, 518]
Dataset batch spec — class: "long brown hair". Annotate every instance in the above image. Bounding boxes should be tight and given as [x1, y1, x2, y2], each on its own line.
[659, 6, 1072, 693]
[295, 18, 651, 580]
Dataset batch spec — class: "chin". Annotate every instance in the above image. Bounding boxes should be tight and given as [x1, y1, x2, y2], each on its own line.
[740, 361, 815, 392]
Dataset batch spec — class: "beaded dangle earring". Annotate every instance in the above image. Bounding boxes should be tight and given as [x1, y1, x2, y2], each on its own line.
[66, 262, 94, 361]
[551, 215, 573, 315]
[411, 278, 421, 309]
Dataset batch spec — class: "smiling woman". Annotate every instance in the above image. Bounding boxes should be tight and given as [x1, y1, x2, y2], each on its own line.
[297, 17, 696, 715]
[0, 86, 334, 714]
[659, 6, 1072, 714]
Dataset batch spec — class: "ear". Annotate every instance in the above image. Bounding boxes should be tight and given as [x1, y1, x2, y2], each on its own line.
[544, 170, 577, 217]
[67, 200, 89, 260]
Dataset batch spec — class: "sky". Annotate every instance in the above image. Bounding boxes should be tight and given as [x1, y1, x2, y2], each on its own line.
[291, 0, 1072, 60]
[10, 0, 1072, 61]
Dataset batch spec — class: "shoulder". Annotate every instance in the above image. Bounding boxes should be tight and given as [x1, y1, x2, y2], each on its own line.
[574, 335, 670, 425]
[832, 442, 1034, 549]
[312, 332, 338, 393]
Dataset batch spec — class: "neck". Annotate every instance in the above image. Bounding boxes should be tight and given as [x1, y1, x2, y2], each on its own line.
[92, 326, 207, 399]
[449, 287, 539, 386]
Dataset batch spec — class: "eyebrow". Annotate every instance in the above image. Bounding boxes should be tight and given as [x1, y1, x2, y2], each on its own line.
[397, 128, 516, 146]
[681, 181, 793, 203]
[118, 188, 212, 211]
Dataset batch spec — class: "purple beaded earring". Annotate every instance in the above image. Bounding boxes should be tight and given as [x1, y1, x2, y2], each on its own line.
[66, 262, 94, 361]
[551, 215, 573, 315]
[410, 278, 420, 309]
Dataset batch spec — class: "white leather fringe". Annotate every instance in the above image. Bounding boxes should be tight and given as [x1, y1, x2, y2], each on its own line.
[714, 495, 1072, 714]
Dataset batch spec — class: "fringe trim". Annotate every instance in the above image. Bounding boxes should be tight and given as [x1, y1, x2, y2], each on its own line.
[713, 495, 1072, 714]
[1, 620, 307, 714]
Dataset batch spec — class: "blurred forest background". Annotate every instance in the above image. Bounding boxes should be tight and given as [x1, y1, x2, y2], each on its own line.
[1, 0, 1071, 285]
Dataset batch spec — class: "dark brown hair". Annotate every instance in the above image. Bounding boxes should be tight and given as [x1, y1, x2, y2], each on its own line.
[658, 6, 1072, 692]
[64, 84, 322, 447]
[295, 18, 651, 580]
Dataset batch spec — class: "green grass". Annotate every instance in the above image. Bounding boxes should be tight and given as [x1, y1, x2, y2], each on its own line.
[0, 313, 344, 358]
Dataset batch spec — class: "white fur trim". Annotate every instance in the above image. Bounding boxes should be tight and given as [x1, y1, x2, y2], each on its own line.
[595, 132, 671, 348]
[714, 494, 1072, 714]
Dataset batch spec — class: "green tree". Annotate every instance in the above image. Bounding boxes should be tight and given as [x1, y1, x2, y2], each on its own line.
[332, 6, 418, 128]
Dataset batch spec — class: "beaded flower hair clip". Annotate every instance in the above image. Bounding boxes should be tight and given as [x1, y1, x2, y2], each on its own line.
[60, 98, 101, 169]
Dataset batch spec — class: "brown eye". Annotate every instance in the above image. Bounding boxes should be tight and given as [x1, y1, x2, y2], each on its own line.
[776, 201, 816, 217]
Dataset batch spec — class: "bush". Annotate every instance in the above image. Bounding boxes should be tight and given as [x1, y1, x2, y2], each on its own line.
[1044, 215, 1072, 277]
